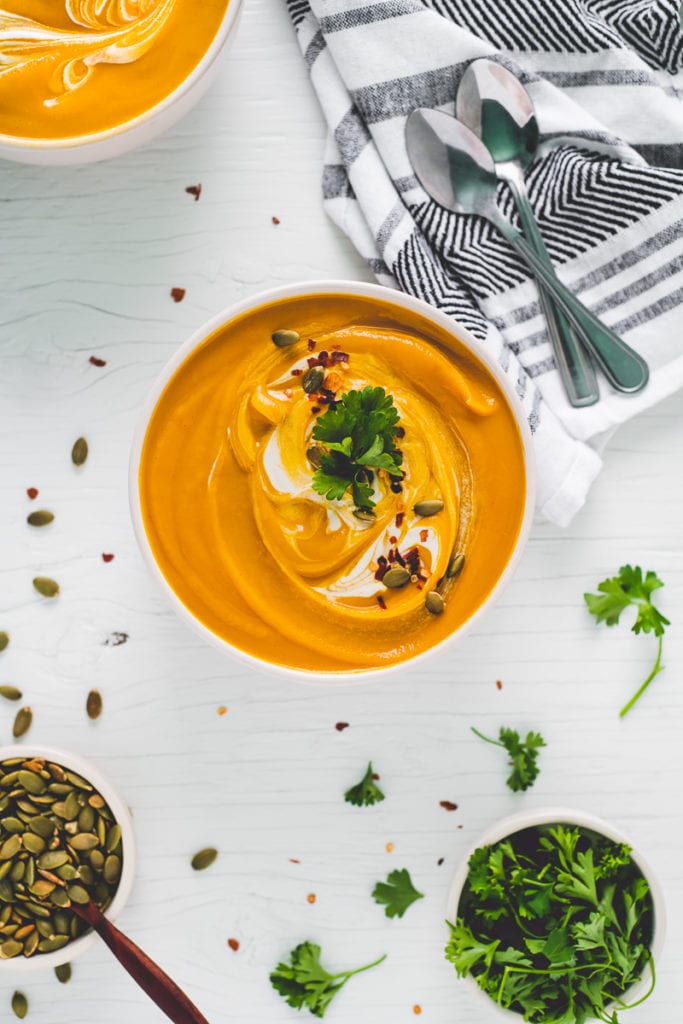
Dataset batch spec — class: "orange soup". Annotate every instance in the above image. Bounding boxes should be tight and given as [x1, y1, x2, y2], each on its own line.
[0, 0, 228, 141]
[138, 292, 528, 673]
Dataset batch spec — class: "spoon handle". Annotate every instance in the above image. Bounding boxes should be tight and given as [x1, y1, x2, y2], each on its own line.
[492, 213, 649, 393]
[73, 902, 210, 1024]
[507, 179, 599, 407]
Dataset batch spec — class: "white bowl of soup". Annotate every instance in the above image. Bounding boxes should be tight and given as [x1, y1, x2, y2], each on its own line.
[130, 281, 536, 678]
[0, 0, 242, 164]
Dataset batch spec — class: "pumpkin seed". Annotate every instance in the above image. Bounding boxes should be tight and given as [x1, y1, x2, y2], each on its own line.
[71, 437, 88, 466]
[28, 816, 54, 839]
[86, 690, 102, 720]
[49, 888, 71, 909]
[27, 510, 54, 527]
[306, 446, 322, 469]
[413, 499, 444, 517]
[103, 855, 121, 884]
[23, 929, 39, 956]
[12, 707, 33, 739]
[66, 885, 89, 905]
[191, 847, 218, 871]
[55, 962, 72, 983]
[17, 771, 45, 796]
[38, 934, 69, 952]
[271, 329, 300, 348]
[33, 576, 59, 598]
[11, 991, 27, 1019]
[0, 939, 22, 958]
[2, 817, 24, 834]
[302, 367, 324, 394]
[446, 552, 465, 579]
[37, 851, 68, 871]
[106, 824, 122, 853]
[22, 834, 45, 856]
[382, 566, 411, 589]
[0, 836, 21, 860]
[0, 631, 8, 652]
[425, 591, 445, 615]
[353, 508, 375, 523]
[0, 687, 22, 702]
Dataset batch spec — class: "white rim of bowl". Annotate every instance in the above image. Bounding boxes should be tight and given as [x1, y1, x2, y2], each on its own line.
[0, 0, 243, 152]
[128, 279, 537, 682]
[445, 806, 666, 1020]
[0, 744, 135, 972]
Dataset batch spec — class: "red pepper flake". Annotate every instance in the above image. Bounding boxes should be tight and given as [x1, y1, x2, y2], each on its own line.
[331, 350, 349, 364]
[372, 772, 380, 781]
[271, 215, 280, 225]
[307, 893, 316, 904]
[389, 536, 397, 545]
[311, 406, 321, 414]
[496, 679, 503, 690]
[89, 355, 107, 367]
[335, 722, 349, 732]
[289, 858, 300, 864]
[185, 184, 202, 201]
[395, 512, 404, 529]
[386, 842, 394, 853]
[440, 801, 458, 812]
[26, 488, 38, 500]
[307, 339, 316, 352]
[291, 368, 302, 376]
[413, 1006, 422, 1016]
[374, 563, 388, 582]
[217, 706, 228, 716]
[420, 529, 428, 543]
[101, 553, 114, 563]
[170, 287, 186, 303]
[437, 857, 444, 866]
[377, 595, 387, 610]
[227, 938, 239, 951]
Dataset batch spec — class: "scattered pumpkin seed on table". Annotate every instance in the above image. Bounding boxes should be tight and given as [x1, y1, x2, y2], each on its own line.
[12, 706, 32, 738]
[26, 510, 54, 527]
[0, 755, 124, 958]
[54, 962, 72, 983]
[0, 686, 22, 702]
[71, 437, 88, 466]
[0, 632, 9, 652]
[86, 690, 102, 720]
[191, 847, 218, 871]
[11, 990, 27, 1019]
[33, 577, 59, 598]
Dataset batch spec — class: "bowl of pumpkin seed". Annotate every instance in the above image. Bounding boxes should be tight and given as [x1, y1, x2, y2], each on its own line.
[0, 746, 135, 970]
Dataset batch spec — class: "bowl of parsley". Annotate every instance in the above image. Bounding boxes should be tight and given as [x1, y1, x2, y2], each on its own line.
[445, 808, 665, 1024]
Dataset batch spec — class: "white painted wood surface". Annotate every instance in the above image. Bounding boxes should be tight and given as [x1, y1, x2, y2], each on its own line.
[1, 1, 682, 1021]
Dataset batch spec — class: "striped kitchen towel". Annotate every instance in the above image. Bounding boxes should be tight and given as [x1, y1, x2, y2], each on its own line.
[285, 0, 683, 526]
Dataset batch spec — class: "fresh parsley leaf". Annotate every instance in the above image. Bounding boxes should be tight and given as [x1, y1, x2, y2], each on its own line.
[471, 726, 546, 792]
[584, 565, 670, 716]
[311, 387, 402, 511]
[344, 762, 385, 807]
[270, 941, 386, 1018]
[372, 868, 424, 918]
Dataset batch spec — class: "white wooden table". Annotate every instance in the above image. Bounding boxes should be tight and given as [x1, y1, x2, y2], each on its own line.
[1, 1, 682, 1021]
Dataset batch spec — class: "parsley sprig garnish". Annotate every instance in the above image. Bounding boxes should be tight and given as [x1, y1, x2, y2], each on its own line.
[270, 941, 386, 1018]
[344, 762, 385, 807]
[584, 565, 670, 717]
[311, 387, 403, 511]
[471, 727, 545, 792]
[372, 868, 424, 919]
[446, 825, 655, 1024]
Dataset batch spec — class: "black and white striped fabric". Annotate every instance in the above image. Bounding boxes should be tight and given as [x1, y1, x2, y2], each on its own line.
[286, 0, 683, 525]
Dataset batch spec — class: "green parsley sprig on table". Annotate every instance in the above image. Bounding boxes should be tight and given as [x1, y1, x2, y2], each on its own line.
[372, 868, 424, 919]
[584, 565, 669, 717]
[344, 762, 385, 807]
[446, 824, 655, 1024]
[311, 387, 403, 512]
[471, 726, 546, 792]
[270, 941, 387, 1018]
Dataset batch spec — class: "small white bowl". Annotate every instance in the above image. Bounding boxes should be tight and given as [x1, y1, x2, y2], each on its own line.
[129, 280, 536, 682]
[0, 745, 135, 972]
[446, 807, 666, 1021]
[0, 0, 243, 166]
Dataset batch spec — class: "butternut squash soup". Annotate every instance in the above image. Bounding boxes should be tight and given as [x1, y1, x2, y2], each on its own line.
[0, 0, 228, 141]
[137, 290, 530, 673]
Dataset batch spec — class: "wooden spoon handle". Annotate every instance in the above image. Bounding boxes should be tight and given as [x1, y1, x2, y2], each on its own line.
[73, 902, 210, 1024]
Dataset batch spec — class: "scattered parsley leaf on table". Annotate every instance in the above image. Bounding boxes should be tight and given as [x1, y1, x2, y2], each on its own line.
[372, 868, 424, 918]
[344, 762, 385, 806]
[584, 565, 669, 717]
[471, 727, 545, 792]
[311, 387, 403, 512]
[270, 941, 387, 1018]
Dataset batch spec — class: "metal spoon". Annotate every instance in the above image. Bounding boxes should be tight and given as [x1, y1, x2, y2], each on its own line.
[405, 108, 649, 394]
[457, 59, 600, 407]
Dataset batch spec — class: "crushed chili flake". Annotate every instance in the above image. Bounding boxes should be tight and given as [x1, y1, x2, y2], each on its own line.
[307, 339, 316, 351]
[307, 893, 316, 904]
[458, 824, 464, 829]
[271, 215, 280, 224]
[311, 406, 321, 414]
[377, 595, 387, 610]
[227, 938, 239, 951]
[395, 512, 404, 528]
[437, 857, 444, 866]
[440, 800, 458, 812]
[335, 722, 349, 732]
[324, 371, 343, 393]
[89, 355, 106, 367]
[170, 287, 186, 303]
[289, 858, 300, 864]
[291, 368, 302, 376]
[374, 563, 388, 582]
[413, 1006, 422, 1015]
[496, 679, 503, 690]
[386, 842, 394, 853]
[185, 184, 202, 201]
[101, 553, 115, 563]
[420, 529, 429, 543]
[372, 772, 380, 780]
[389, 536, 397, 545]
[26, 488, 38, 500]
[217, 706, 228, 716]
[331, 350, 349, 364]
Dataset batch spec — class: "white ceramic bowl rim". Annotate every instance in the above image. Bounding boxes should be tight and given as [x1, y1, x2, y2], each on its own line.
[129, 279, 537, 683]
[445, 806, 666, 1021]
[0, 0, 242, 151]
[0, 744, 135, 972]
